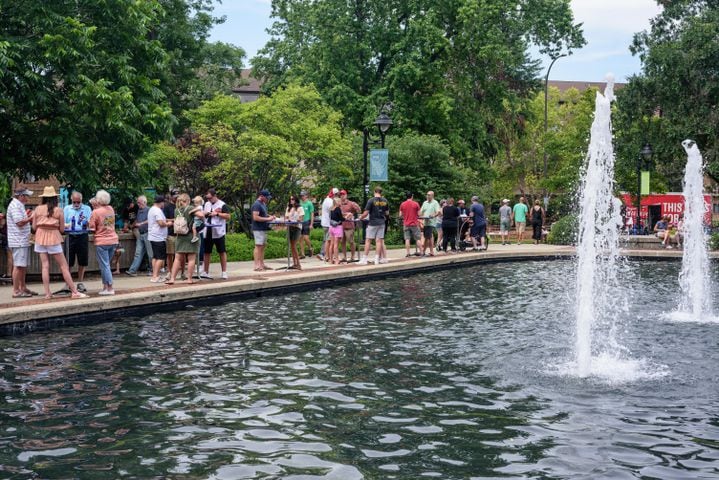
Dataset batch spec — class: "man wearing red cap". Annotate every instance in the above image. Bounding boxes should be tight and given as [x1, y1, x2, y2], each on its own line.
[339, 190, 361, 262]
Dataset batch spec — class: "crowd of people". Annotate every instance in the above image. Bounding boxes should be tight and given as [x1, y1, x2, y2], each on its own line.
[0, 184, 546, 300]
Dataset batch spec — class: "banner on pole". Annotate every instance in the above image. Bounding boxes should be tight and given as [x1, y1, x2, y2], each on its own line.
[369, 149, 388, 182]
[640, 171, 650, 195]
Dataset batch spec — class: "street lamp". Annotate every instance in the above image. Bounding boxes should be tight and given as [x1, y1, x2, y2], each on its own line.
[362, 109, 393, 209]
[635, 142, 653, 234]
[543, 54, 567, 181]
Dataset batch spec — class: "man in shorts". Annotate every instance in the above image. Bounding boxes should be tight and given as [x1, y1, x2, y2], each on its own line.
[339, 190, 361, 262]
[419, 190, 441, 256]
[148, 195, 171, 282]
[318, 187, 339, 261]
[63, 191, 92, 292]
[499, 198, 512, 245]
[299, 190, 314, 258]
[469, 196, 487, 251]
[513, 196, 529, 244]
[163, 190, 177, 274]
[202, 188, 231, 279]
[251, 189, 276, 271]
[399, 192, 421, 257]
[358, 186, 389, 265]
[6, 187, 35, 297]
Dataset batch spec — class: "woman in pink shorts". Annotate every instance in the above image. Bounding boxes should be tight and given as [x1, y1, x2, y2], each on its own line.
[328, 197, 345, 264]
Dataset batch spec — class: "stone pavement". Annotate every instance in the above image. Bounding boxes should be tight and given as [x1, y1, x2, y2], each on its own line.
[0, 243, 701, 331]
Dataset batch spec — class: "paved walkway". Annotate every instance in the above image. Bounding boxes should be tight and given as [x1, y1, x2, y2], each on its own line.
[0, 243, 702, 331]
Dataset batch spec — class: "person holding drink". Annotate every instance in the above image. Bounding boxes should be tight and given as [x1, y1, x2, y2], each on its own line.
[285, 195, 304, 270]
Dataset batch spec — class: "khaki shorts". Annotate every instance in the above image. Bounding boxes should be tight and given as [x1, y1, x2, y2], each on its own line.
[166, 235, 176, 255]
[343, 229, 356, 243]
[11, 246, 30, 267]
[403, 225, 421, 241]
[516, 222, 526, 233]
[253, 230, 268, 245]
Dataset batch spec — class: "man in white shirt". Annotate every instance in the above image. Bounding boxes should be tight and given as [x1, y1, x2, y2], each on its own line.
[148, 195, 172, 282]
[6, 187, 35, 297]
[202, 188, 231, 279]
[318, 187, 339, 261]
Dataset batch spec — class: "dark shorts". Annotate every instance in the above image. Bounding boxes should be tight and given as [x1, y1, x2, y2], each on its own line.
[67, 233, 89, 267]
[301, 220, 311, 235]
[289, 227, 301, 242]
[423, 225, 436, 239]
[204, 233, 227, 254]
[150, 241, 167, 260]
[471, 224, 487, 239]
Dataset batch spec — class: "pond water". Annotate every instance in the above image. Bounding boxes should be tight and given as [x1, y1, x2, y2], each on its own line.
[0, 260, 718, 479]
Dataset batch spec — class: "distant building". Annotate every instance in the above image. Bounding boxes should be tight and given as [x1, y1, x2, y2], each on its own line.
[547, 80, 626, 93]
[231, 69, 262, 103]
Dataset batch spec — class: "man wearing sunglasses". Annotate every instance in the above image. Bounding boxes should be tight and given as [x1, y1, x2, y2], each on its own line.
[63, 191, 92, 292]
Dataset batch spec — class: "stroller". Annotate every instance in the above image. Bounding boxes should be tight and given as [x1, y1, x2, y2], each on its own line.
[457, 216, 490, 251]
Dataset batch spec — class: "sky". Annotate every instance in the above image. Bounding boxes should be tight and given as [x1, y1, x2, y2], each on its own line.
[209, 0, 663, 83]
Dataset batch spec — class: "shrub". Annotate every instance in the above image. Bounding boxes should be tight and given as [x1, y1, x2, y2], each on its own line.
[709, 233, 719, 250]
[209, 228, 327, 262]
[547, 214, 578, 245]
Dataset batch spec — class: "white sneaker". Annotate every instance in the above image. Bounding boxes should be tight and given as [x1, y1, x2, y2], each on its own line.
[200, 272, 213, 279]
[358, 256, 368, 265]
[378, 258, 388, 264]
[221, 272, 228, 279]
[99, 289, 115, 296]
[374, 257, 379, 265]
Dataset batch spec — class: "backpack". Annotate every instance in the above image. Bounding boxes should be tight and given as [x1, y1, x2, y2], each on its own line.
[174, 209, 189, 235]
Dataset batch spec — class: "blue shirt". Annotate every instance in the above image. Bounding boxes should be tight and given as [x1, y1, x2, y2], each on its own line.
[63, 204, 92, 234]
[251, 199, 270, 231]
[470, 203, 486, 226]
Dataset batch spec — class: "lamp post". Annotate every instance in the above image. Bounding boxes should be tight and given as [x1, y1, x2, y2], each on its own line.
[362, 110, 393, 209]
[636, 142, 653, 234]
[543, 54, 567, 180]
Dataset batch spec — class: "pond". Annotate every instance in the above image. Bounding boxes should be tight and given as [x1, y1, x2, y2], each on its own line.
[0, 260, 717, 479]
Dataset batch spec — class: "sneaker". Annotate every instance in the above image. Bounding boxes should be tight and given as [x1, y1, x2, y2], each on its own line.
[98, 289, 115, 296]
[666, 245, 673, 249]
[317, 254, 325, 261]
[77, 283, 87, 293]
[191, 236, 199, 243]
[200, 272, 213, 279]
[378, 258, 388, 264]
[374, 257, 379, 265]
[358, 256, 368, 265]
[125, 271, 137, 277]
[160, 267, 167, 274]
[221, 272, 228, 280]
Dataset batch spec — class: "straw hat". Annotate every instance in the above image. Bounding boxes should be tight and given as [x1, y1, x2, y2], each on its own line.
[39, 186, 59, 197]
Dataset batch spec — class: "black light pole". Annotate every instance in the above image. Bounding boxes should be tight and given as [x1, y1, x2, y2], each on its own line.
[543, 54, 567, 180]
[362, 110, 393, 209]
[636, 142, 653, 234]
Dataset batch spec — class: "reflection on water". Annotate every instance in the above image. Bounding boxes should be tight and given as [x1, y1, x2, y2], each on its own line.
[0, 260, 718, 479]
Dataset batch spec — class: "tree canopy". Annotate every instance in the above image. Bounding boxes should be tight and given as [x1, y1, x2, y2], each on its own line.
[0, 0, 244, 193]
[616, 0, 719, 191]
[252, 0, 585, 166]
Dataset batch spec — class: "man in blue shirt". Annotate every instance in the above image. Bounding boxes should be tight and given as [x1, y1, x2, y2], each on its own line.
[251, 189, 276, 271]
[469, 196, 487, 251]
[63, 191, 92, 291]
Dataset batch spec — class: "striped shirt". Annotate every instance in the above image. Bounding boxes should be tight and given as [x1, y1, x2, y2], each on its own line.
[6, 198, 31, 248]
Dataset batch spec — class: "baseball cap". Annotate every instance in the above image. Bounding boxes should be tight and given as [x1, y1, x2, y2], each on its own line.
[332, 187, 340, 195]
[14, 187, 33, 196]
[300, 190, 308, 196]
[502, 198, 510, 203]
[259, 189, 272, 199]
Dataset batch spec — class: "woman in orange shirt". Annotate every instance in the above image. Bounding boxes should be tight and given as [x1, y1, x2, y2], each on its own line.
[89, 189, 120, 295]
[32, 187, 88, 299]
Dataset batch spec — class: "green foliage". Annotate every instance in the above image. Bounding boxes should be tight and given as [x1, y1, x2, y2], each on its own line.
[253, 0, 585, 166]
[546, 214, 578, 245]
[709, 233, 719, 251]
[177, 85, 352, 232]
[211, 229, 326, 262]
[492, 86, 595, 206]
[617, 2, 719, 188]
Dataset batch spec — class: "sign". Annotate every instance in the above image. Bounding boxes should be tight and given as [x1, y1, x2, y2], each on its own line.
[369, 149, 388, 182]
[620, 193, 712, 226]
[640, 171, 650, 195]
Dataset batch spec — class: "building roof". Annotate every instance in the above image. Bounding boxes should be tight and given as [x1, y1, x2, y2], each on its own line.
[232, 69, 262, 94]
[547, 80, 626, 93]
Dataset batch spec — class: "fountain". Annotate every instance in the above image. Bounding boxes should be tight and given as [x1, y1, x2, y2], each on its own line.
[673, 140, 715, 321]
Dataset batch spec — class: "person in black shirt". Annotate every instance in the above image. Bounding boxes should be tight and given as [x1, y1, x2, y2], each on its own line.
[441, 198, 460, 253]
[120, 198, 138, 233]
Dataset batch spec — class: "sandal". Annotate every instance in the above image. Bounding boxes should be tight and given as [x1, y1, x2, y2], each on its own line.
[12, 292, 33, 298]
[71, 292, 89, 299]
[164, 280, 175, 285]
[25, 290, 39, 296]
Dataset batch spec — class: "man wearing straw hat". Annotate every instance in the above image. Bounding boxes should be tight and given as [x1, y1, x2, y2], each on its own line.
[6, 186, 36, 297]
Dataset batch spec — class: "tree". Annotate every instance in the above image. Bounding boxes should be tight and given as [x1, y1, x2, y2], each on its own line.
[617, 1, 719, 189]
[252, 0, 585, 167]
[0, 0, 175, 192]
[172, 85, 352, 233]
[491, 86, 595, 207]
